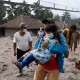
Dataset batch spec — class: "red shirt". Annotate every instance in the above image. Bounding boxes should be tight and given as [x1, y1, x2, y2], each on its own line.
[40, 33, 58, 70]
[41, 56, 58, 70]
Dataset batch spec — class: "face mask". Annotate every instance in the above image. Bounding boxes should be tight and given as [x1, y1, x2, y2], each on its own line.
[46, 33, 54, 39]
[23, 29, 27, 33]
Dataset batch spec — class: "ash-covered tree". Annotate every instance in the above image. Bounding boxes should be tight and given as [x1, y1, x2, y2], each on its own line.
[32, 2, 53, 20]
[54, 14, 60, 21]
[61, 12, 71, 23]
[0, 0, 6, 24]
[6, 1, 31, 21]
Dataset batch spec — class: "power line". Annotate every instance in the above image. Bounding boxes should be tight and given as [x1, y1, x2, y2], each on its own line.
[41, 0, 67, 7]
[0, 0, 80, 12]
[40, 0, 80, 11]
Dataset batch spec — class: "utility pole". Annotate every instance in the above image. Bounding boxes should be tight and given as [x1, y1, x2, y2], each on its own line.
[23, 0, 25, 3]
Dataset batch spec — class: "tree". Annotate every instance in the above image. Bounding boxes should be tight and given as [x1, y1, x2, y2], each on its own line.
[32, 2, 53, 20]
[34, 8, 53, 20]
[13, 2, 31, 17]
[0, 0, 6, 24]
[6, 1, 53, 21]
[61, 12, 71, 23]
[54, 14, 60, 21]
[6, 1, 31, 21]
[42, 9, 53, 20]
[6, 4, 16, 21]
[69, 18, 79, 26]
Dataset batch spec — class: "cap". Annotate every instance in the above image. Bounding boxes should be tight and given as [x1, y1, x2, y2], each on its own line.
[42, 18, 55, 24]
[20, 22, 28, 28]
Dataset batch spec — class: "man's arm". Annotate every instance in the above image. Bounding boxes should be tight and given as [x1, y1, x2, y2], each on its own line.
[44, 34, 67, 54]
[29, 41, 32, 51]
[13, 43, 17, 56]
[28, 32, 32, 51]
[62, 30, 67, 38]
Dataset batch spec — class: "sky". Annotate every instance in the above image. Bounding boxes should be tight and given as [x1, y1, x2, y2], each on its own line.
[6, 0, 80, 18]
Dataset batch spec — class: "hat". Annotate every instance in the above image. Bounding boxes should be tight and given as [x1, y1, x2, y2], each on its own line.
[20, 22, 28, 28]
[42, 18, 55, 24]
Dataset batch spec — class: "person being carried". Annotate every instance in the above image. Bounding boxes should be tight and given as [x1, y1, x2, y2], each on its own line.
[12, 24, 60, 74]
[37, 27, 44, 37]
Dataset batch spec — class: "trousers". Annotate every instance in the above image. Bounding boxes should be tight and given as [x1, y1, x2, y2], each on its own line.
[33, 65, 60, 80]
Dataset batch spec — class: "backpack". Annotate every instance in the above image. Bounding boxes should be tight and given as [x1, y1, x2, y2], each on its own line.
[62, 29, 69, 58]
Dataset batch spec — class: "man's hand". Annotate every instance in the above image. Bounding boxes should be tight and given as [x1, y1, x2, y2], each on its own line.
[14, 52, 16, 56]
[43, 41, 49, 48]
[13, 43, 17, 56]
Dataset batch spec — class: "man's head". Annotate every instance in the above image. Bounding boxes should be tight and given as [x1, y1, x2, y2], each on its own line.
[45, 24, 58, 34]
[42, 18, 55, 28]
[19, 22, 28, 33]
[70, 25, 77, 33]
[42, 18, 55, 24]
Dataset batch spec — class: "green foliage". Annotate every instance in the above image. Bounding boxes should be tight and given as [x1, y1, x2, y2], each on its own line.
[69, 18, 80, 26]
[34, 8, 53, 20]
[0, 1, 53, 22]
[54, 14, 60, 21]
[0, 0, 6, 24]
[6, 2, 31, 21]
[32, 2, 53, 20]
[1, 0, 79, 25]
[6, 4, 15, 21]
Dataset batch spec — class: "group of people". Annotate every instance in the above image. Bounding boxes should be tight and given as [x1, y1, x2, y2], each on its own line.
[12, 18, 78, 80]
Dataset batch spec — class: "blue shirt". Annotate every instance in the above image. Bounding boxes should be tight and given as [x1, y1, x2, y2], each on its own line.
[33, 36, 59, 64]
[34, 33, 67, 73]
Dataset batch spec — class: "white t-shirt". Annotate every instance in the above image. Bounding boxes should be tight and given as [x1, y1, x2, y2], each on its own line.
[13, 31, 32, 51]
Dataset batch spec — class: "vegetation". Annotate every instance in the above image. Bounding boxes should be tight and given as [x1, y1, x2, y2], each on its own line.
[0, 0, 6, 24]
[0, 0, 80, 25]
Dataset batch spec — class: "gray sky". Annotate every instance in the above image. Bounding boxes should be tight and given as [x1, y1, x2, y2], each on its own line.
[7, 0, 80, 18]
